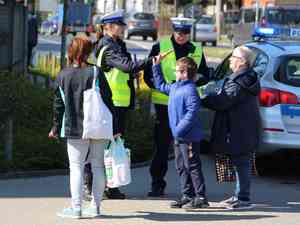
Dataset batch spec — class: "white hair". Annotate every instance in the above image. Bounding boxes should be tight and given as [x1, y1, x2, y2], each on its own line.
[233, 46, 253, 67]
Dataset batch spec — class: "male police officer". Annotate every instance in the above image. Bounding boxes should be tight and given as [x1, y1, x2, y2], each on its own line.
[144, 16, 210, 197]
[95, 10, 151, 199]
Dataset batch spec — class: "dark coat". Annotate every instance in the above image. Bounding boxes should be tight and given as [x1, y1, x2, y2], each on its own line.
[28, 15, 38, 46]
[144, 35, 210, 89]
[201, 68, 261, 155]
[152, 64, 203, 142]
[95, 34, 150, 109]
[51, 66, 116, 139]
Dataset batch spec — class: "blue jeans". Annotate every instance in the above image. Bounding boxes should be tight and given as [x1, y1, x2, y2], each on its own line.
[231, 154, 251, 202]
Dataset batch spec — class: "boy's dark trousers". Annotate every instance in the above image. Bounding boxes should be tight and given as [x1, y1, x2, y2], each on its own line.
[174, 140, 206, 198]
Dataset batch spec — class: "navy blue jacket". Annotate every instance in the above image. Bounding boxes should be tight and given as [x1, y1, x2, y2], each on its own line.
[28, 14, 38, 46]
[152, 64, 203, 142]
[202, 68, 261, 155]
[95, 34, 151, 108]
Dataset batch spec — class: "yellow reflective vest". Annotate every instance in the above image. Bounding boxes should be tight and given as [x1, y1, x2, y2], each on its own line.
[151, 37, 203, 105]
[97, 46, 131, 107]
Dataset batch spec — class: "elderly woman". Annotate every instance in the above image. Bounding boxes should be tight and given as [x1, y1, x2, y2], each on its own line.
[202, 46, 261, 210]
[49, 37, 115, 218]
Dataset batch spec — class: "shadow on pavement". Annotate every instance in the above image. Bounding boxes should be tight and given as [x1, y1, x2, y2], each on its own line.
[98, 211, 276, 222]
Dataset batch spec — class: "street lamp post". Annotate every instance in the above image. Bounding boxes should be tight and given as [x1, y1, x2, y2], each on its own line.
[255, 0, 260, 27]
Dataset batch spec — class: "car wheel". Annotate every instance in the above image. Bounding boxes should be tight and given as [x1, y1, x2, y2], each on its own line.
[143, 36, 147, 41]
[152, 34, 158, 41]
[212, 41, 217, 47]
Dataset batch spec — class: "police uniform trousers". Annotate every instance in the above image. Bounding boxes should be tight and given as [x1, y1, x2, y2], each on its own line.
[149, 104, 173, 190]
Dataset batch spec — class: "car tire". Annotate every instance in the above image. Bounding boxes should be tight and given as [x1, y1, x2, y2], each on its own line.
[212, 41, 217, 47]
[152, 34, 158, 41]
[143, 36, 147, 41]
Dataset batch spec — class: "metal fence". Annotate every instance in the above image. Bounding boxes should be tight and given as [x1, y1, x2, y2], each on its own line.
[0, 1, 27, 74]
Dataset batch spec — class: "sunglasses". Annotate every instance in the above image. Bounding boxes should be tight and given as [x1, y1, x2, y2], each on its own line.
[174, 30, 190, 35]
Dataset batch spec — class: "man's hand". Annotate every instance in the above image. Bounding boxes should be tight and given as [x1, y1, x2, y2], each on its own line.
[152, 49, 174, 65]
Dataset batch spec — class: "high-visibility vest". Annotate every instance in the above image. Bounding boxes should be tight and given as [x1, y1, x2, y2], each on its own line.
[151, 37, 203, 105]
[97, 46, 131, 107]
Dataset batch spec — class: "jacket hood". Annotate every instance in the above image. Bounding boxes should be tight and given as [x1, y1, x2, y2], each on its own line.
[233, 69, 260, 96]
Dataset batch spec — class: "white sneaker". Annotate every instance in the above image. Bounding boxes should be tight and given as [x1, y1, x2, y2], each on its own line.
[82, 206, 100, 217]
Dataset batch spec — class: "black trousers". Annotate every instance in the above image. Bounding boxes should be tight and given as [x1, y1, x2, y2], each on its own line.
[149, 104, 173, 190]
[27, 44, 34, 67]
[84, 107, 128, 190]
[174, 140, 206, 198]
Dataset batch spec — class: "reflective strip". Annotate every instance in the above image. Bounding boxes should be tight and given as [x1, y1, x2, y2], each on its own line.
[97, 46, 131, 107]
[153, 38, 203, 105]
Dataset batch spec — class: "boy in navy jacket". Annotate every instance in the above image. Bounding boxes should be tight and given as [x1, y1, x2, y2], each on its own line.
[152, 55, 209, 209]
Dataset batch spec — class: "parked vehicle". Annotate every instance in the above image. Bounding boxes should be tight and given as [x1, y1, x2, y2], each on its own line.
[124, 12, 158, 41]
[232, 5, 300, 45]
[194, 15, 217, 46]
[66, 2, 94, 35]
[200, 29, 300, 155]
[40, 16, 58, 35]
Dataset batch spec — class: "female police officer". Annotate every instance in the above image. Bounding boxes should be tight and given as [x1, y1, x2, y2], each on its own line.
[94, 10, 152, 199]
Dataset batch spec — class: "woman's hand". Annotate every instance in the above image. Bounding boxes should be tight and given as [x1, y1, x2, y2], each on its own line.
[48, 129, 58, 139]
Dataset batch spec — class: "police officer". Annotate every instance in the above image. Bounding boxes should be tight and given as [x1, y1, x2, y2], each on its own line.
[95, 10, 152, 199]
[144, 17, 210, 197]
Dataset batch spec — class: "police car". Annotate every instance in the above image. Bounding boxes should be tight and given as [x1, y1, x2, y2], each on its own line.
[201, 27, 300, 155]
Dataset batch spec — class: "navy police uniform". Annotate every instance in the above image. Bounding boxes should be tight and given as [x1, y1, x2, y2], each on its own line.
[95, 10, 151, 133]
[85, 10, 151, 200]
[144, 18, 210, 196]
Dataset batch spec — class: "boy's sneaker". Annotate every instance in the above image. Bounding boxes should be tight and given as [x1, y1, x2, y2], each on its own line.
[82, 206, 100, 217]
[226, 200, 254, 210]
[170, 195, 192, 208]
[182, 197, 209, 209]
[57, 207, 81, 219]
[219, 196, 238, 206]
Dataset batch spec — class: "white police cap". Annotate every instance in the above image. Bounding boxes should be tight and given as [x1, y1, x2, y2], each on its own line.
[100, 10, 126, 26]
[171, 16, 194, 33]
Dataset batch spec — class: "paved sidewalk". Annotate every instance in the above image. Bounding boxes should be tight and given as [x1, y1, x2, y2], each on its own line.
[1, 155, 300, 225]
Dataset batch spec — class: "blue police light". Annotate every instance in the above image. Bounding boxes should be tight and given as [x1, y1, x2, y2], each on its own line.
[253, 27, 276, 38]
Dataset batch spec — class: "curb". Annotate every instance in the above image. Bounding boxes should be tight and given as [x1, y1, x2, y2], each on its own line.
[0, 154, 175, 180]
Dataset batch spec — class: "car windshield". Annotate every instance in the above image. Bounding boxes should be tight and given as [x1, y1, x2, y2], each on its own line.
[133, 13, 154, 20]
[197, 17, 214, 24]
[266, 9, 300, 25]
